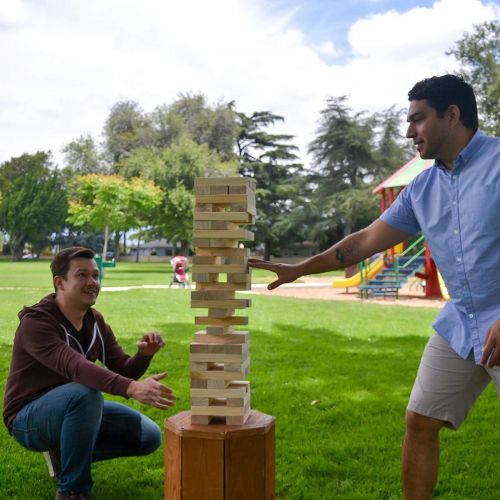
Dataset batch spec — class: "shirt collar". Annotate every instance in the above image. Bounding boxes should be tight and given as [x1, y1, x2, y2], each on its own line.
[433, 129, 485, 171]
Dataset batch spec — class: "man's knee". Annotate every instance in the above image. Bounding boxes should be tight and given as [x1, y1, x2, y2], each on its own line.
[66, 383, 103, 415]
[139, 418, 162, 455]
[405, 410, 444, 438]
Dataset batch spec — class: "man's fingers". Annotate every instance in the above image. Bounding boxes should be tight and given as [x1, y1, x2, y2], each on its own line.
[151, 371, 167, 381]
[268, 279, 284, 290]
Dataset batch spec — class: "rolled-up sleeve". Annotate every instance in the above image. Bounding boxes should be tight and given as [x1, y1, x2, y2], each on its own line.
[379, 184, 421, 235]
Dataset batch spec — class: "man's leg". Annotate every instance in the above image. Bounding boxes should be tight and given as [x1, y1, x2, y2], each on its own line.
[402, 334, 490, 500]
[92, 401, 161, 461]
[11, 382, 103, 495]
[402, 411, 443, 499]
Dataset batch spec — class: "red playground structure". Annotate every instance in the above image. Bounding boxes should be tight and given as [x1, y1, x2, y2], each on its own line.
[372, 155, 444, 299]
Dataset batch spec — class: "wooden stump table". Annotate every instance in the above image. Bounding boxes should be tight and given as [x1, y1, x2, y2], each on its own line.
[165, 410, 275, 500]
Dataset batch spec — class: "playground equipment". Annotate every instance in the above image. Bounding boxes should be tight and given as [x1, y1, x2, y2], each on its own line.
[94, 254, 116, 282]
[333, 155, 448, 299]
[165, 177, 275, 499]
[169, 255, 190, 288]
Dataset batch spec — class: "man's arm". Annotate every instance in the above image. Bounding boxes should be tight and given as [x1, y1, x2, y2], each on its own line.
[249, 219, 412, 290]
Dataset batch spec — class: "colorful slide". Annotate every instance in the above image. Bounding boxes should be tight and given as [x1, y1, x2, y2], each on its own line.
[332, 256, 385, 289]
[437, 270, 450, 300]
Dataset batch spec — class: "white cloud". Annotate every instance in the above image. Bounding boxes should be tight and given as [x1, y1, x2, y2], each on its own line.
[0, 0, 497, 167]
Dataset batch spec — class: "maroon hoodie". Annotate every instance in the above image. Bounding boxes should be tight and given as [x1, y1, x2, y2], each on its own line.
[3, 294, 152, 430]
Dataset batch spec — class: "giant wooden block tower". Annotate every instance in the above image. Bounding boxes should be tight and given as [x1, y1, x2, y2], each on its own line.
[190, 176, 256, 425]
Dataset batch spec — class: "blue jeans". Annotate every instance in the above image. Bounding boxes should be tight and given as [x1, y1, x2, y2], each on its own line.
[10, 382, 161, 494]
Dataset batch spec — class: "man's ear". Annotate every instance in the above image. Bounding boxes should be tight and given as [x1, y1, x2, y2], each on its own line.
[54, 276, 64, 291]
[447, 104, 461, 128]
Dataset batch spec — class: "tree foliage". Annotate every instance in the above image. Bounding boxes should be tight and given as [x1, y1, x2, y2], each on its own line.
[62, 133, 108, 175]
[67, 174, 162, 259]
[237, 111, 305, 259]
[447, 20, 500, 135]
[0, 152, 67, 260]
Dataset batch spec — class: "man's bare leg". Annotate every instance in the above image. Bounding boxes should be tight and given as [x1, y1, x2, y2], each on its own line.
[402, 410, 444, 500]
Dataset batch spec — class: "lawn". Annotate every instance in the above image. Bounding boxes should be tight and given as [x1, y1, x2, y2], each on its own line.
[0, 262, 498, 499]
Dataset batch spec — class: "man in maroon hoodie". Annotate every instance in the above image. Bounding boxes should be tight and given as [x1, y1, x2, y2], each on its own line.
[3, 247, 176, 500]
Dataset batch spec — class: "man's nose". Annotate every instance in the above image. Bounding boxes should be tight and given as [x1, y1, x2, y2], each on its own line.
[406, 124, 414, 139]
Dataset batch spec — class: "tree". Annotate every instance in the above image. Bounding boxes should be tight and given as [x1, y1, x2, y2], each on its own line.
[103, 101, 155, 165]
[236, 111, 305, 259]
[118, 137, 237, 249]
[62, 133, 108, 174]
[67, 174, 162, 259]
[0, 152, 67, 260]
[447, 20, 500, 135]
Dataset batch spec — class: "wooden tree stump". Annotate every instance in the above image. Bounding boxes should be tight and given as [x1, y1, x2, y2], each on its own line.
[165, 410, 275, 500]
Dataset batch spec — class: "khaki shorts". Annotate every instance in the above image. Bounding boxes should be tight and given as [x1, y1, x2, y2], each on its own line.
[408, 334, 500, 430]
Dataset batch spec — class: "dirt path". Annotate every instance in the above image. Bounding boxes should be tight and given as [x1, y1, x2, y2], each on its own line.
[251, 276, 446, 309]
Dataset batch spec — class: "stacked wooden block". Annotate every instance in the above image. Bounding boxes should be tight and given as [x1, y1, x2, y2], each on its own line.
[190, 177, 256, 425]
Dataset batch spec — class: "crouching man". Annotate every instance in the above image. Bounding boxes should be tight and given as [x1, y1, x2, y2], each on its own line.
[3, 247, 176, 500]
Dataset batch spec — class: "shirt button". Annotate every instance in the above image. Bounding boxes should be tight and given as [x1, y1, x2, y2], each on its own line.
[456, 257, 462, 262]
[452, 201, 457, 206]
[453, 229, 458, 235]
[468, 314, 474, 319]
[452, 175, 456, 180]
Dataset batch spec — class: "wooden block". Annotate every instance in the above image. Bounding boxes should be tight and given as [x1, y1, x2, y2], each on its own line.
[191, 398, 251, 417]
[191, 290, 235, 300]
[207, 308, 235, 318]
[193, 238, 239, 248]
[195, 330, 249, 343]
[203, 325, 235, 335]
[194, 177, 255, 188]
[192, 298, 250, 309]
[209, 186, 230, 195]
[191, 397, 211, 406]
[190, 343, 248, 354]
[191, 381, 249, 399]
[192, 255, 222, 265]
[193, 184, 211, 195]
[190, 414, 212, 425]
[196, 281, 251, 292]
[207, 379, 228, 389]
[191, 360, 249, 380]
[192, 229, 254, 240]
[190, 351, 248, 363]
[196, 248, 249, 258]
[194, 211, 253, 223]
[192, 272, 219, 283]
[195, 194, 248, 205]
[227, 272, 250, 283]
[193, 221, 239, 231]
[190, 378, 208, 389]
[226, 411, 251, 425]
[225, 358, 250, 374]
[195, 316, 248, 326]
[192, 264, 246, 274]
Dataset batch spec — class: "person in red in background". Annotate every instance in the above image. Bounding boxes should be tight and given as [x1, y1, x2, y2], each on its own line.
[3, 247, 176, 500]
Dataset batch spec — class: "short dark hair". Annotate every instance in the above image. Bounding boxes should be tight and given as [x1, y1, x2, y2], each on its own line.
[408, 74, 478, 131]
[51, 247, 95, 280]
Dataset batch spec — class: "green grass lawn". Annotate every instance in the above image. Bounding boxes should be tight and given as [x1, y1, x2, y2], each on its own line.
[0, 262, 498, 499]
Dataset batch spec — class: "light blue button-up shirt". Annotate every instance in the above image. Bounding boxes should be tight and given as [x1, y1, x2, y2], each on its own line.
[380, 130, 500, 363]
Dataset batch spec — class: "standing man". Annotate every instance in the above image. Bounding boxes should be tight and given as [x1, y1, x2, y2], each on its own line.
[3, 247, 176, 500]
[249, 74, 500, 499]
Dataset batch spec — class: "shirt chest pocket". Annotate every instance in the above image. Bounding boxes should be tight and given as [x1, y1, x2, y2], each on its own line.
[460, 183, 500, 233]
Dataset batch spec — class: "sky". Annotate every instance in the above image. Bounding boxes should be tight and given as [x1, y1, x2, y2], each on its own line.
[0, 0, 498, 168]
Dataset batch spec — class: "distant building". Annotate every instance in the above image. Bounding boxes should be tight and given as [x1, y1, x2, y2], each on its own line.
[130, 239, 176, 257]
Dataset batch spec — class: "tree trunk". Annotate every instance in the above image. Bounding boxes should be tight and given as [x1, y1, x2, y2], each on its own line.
[135, 237, 140, 263]
[123, 231, 127, 255]
[180, 240, 190, 256]
[113, 230, 121, 260]
[171, 239, 176, 257]
[264, 240, 272, 261]
[102, 225, 109, 261]
[11, 235, 26, 261]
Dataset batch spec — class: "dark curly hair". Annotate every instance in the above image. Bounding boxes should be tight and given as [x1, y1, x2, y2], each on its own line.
[408, 75, 478, 131]
[51, 246, 95, 280]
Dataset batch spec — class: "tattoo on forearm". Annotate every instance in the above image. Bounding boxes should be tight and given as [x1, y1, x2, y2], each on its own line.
[336, 244, 358, 266]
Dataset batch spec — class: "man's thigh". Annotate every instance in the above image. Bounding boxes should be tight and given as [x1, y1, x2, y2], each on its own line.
[408, 334, 490, 430]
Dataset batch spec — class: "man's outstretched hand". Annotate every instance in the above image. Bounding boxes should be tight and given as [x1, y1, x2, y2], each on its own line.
[248, 258, 301, 290]
[137, 332, 165, 356]
[126, 372, 176, 410]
